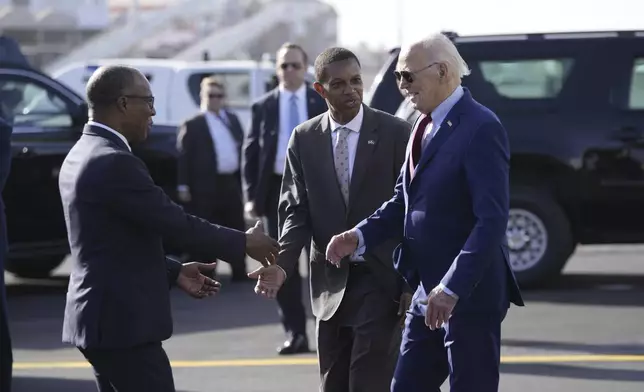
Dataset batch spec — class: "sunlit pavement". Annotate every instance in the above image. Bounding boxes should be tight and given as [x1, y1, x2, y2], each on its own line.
[6, 246, 644, 391]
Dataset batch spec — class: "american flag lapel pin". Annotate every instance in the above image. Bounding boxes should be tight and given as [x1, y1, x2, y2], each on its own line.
[368, 140, 375, 145]
[447, 120, 452, 127]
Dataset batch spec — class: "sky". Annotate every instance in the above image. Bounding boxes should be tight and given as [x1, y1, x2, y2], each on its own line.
[322, 0, 644, 49]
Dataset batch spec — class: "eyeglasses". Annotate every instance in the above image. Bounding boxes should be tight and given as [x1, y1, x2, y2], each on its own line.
[208, 93, 225, 99]
[394, 62, 440, 84]
[280, 62, 302, 70]
[124, 94, 155, 107]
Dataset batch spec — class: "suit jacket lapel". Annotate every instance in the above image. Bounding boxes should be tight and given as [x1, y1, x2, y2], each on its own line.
[224, 110, 244, 145]
[348, 105, 378, 213]
[409, 92, 470, 187]
[316, 113, 348, 214]
[198, 114, 219, 172]
[306, 87, 321, 118]
[267, 89, 279, 137]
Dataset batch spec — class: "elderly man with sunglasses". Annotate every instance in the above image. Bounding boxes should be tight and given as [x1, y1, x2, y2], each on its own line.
[326, 33, 525, 392]
[242, 42, 327, 355]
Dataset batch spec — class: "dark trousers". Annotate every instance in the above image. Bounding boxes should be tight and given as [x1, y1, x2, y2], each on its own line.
[79, 342, 175, 392]
[0, 280, 12, 392]
[317, 265, 401, 392]
[264, 174, 308, 337]
[189, 174, 247, 278]
[391, 310, 505, 392]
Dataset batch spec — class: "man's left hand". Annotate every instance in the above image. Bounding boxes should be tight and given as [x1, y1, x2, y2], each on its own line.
[397, 292, 413, 327]
[420, 285, 457, 330]
[177, 262, 221, 299]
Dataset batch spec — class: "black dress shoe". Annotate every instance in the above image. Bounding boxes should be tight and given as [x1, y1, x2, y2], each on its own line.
[277, 334, 310, 355]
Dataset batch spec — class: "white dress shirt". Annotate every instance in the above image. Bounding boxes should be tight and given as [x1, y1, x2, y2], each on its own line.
[87, 120, 131, 152]
[274, 84, 308, 175]
[203, 110, 239, 174]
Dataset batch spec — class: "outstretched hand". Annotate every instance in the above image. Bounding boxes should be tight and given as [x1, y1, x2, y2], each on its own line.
[177, 262, 221, 299]
[245, 220, 280, 267]
[247, 264, 286, 299]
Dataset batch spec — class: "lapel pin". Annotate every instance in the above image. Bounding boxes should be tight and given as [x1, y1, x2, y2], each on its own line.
[447, 120, 452, 127]
[368, 140, 375, 145]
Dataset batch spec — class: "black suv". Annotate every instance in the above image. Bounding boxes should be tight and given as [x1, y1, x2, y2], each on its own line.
[365, 30, 644, 287]
[1, 55, 179, 278]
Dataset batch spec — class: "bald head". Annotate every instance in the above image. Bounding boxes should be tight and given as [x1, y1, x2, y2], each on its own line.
[85, 65, 156, 145]
[86, 65, 142, 110]
[395, 33, 469, 114]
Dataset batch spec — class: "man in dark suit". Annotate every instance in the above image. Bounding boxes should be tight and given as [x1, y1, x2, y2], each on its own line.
[242, 42, 327, 354]
[327, 33, 525, 392]
[177, 76, 248, 281]
[249, 47, 412, 392]
[59, 65, 279, 392]
[1, 96, 15, 392]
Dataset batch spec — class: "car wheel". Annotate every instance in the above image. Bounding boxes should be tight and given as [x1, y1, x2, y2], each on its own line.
[4, 255, 65, 279]
[507, 187, 575, 288]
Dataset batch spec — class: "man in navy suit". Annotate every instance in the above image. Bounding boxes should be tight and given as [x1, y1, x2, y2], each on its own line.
[59, 65, 279, 392]
[326, 33, 524, 392]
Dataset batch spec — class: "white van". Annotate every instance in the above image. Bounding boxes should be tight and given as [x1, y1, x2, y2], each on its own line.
[51, 58, 315, 129]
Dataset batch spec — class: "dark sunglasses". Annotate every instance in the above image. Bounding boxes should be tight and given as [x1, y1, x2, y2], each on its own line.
[394, 62, 440, 83]
[208, 93, 225, 99]
[280, 62, 302, 70]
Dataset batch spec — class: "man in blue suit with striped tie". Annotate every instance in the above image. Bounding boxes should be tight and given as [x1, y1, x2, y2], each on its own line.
[326, 33, 524, 392]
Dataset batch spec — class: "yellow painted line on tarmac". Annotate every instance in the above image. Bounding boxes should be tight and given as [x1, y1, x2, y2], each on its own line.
[12, 354, 644, 370]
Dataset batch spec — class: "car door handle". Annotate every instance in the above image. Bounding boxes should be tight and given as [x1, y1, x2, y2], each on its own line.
[17, 146, 36, 157]
[612, 126, 643, 142]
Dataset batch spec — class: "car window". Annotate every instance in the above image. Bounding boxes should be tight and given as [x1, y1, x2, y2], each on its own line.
[0, 78, 73, 129]
[478, 58, 574, 99]
[188, 72, 251, 108]
[628, 58, 644, 110]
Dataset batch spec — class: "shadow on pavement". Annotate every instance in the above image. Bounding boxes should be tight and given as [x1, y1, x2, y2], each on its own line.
[11, 376, 97, 392]
[501, 363, 644, 382]
[11, 376, 197, 392]
[5, 274, 312, 351]
[522, 273, 644, 307]
[501, 339, 644, 355]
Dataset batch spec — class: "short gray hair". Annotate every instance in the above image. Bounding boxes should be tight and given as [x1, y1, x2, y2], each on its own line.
[420, 33, 471, 79]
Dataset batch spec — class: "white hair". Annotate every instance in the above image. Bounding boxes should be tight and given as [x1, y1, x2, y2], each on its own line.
[420, 32, 471, 79]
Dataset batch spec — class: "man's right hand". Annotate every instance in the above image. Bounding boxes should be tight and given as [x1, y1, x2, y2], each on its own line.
[326, 229, 359, 266]
[247, 264, 287, 299]
[245, 220, 279, 266]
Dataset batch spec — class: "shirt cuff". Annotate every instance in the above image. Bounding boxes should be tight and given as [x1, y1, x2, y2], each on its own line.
[438, 283, 459, 300]
[177, 185, 189, 192]
[354, 228, 366, 257]
[275, 264, 287, 280]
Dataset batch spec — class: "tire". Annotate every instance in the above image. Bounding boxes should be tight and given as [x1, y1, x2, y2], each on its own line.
[507, 186, 575, 288]
[4, 255, 65, 279]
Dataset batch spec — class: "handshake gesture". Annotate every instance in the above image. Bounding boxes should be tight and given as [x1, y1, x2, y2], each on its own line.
[248, 229, 360, 298]
[245, 220, 280, 266]
[244, 220, 287, 298]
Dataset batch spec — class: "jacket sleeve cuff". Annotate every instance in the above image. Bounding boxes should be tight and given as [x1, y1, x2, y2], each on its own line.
[166, 256, 183, 288]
